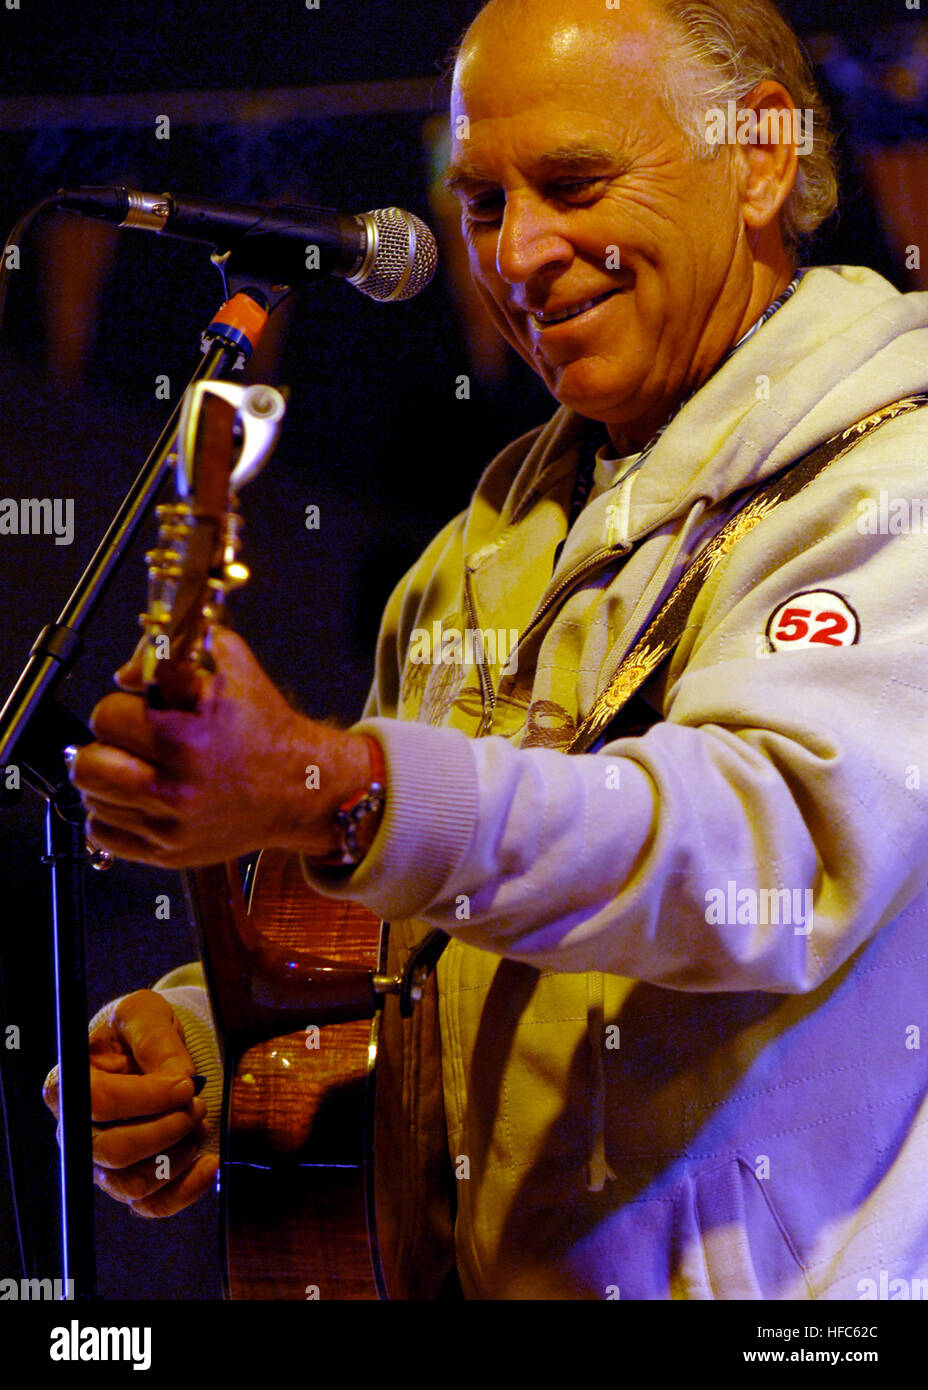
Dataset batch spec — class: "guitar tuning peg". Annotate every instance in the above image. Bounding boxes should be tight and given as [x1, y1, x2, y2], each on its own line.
[245, 387, 284, 419]
[88, 842, 114, 871]
[224, 562, 250, 588]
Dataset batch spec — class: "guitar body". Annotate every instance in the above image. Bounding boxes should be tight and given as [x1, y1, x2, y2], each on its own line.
[218, 850, 388, 1300]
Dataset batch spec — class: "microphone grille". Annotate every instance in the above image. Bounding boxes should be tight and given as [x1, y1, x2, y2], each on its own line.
[352, 207, 438, 302]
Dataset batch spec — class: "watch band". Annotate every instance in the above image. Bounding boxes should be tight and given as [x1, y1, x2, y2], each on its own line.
[333, 736, 386, 867]
[310, 734, 386, 871]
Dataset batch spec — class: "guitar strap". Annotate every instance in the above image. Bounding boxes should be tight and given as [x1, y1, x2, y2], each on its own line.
[571, 392, 928, 751]
[401, 390, 928, 986]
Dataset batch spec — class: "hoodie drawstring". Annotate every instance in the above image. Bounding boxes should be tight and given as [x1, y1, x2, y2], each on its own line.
[586, 972, 616, 1193]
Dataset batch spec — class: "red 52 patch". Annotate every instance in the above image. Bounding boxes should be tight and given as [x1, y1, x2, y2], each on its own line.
[766, 591, 860, 652]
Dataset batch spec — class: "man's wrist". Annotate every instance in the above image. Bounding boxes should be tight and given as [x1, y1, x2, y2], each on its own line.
[314, 735, 386, 869]
[289, 727, 386, 866]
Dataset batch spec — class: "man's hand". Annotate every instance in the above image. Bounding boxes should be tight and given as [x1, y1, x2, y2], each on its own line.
[43, 990, 216, 1218]
[68, 629, 378, 868]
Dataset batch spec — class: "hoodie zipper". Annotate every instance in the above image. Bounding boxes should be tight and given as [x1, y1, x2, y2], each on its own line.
[465, 543, 630, 735]
[463, 566, 498, 735]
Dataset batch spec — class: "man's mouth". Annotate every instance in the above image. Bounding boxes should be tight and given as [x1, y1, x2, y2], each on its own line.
[529, 288, 623, 329]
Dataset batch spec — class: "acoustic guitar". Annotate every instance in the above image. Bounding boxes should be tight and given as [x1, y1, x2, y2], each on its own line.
[141, 379, 397, 1298]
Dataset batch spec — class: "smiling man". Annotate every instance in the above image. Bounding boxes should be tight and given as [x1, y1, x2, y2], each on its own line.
[445, 0, 806, 449]
[46, 0, 928, 1300]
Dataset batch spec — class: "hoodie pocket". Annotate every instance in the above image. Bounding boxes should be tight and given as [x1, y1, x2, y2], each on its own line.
[677, 1156, 810, 1300]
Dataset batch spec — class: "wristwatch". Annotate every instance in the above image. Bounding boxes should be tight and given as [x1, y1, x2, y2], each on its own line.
[310, 734, 386, 872]
[333, 736, 386, 867]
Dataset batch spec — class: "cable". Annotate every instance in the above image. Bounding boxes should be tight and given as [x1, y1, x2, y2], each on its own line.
[0, 193, 60, 334]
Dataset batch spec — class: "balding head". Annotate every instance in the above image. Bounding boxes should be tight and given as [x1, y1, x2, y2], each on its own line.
[456, 0, 678, 100]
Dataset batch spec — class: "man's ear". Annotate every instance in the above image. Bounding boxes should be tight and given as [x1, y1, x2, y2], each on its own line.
[733, 80, 801, 235]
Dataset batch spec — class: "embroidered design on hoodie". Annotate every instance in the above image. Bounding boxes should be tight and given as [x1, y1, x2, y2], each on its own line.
[521, 698, 577, 750]
[766, 591, 860, 652]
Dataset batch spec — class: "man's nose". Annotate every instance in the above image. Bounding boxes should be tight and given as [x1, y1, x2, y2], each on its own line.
[495, 192, 573, 284]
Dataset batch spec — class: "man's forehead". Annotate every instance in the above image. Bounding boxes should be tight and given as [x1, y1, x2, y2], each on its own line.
[448, 13, 676, 187]
[443, 139, 633, 193]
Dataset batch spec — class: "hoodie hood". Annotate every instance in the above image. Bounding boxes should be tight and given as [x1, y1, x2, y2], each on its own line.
[534, 266, 928, 577]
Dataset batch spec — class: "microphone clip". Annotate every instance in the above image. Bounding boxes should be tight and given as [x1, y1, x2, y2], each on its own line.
[210, 248, 298, 325]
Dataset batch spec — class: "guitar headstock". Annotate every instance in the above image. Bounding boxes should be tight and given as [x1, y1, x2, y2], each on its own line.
[141, 380, 286, 709]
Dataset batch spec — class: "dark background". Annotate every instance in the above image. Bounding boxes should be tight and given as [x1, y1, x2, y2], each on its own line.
[0, 0, 919, 1300]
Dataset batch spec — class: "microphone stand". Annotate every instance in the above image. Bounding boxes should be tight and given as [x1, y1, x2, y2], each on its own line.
[0, 256, 281, 1300]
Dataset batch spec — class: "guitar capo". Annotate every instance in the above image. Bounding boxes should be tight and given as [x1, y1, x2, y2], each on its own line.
[176, 379, 288, 498]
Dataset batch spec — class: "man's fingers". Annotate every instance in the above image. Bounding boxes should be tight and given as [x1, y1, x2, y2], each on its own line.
[92, 1126, 207, 1201]
[114, 639, 148, 693]
[81, 794, 179, 846]
[70, 740, 177, 817]
[48, 1069, 199, 1126]
[44, 1064, 197, 1127]
[92, 1098, 206, 1161]
[49, 992, 199, 1126]
[85, 818, 175, 867]
[42, 1065, 59, 1118]
[87, 693, 162, 762]
[109, 991, 193, 1081]
[128, 1151, 219, 1219]
[85, 692, 206, 781]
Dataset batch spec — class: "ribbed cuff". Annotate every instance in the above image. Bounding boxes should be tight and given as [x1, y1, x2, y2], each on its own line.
[301, 716, 479, 920]
[155, 987, 222, 1153]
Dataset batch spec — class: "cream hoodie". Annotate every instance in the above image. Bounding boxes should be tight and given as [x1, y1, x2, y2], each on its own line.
[163, 267, 928, 1299]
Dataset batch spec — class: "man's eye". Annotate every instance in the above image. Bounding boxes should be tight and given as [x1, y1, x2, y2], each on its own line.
[462, 177, 604, 223]
[553, 179, 603, 201]
[465, 193, 504, 221]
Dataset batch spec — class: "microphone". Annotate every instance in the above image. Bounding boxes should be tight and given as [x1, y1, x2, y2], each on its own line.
[54, 186, 437, 302]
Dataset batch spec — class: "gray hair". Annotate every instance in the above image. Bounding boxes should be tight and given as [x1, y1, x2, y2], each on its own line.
[657, 0, 839, 254]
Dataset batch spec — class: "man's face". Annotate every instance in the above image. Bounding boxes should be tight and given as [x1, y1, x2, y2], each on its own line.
[447, 0, 754, 443]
